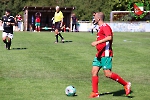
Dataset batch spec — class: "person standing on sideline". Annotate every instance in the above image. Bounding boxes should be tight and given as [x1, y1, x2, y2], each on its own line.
[2, 9, 15, 50]
[91, 12, 98, 35]
[54, 6, 64, 43]
[35, 12, 41, 32]
[89, 12, 131, 98]
[31, 15, 35, 31]
[14, 15, 18, 31]
[17, 14, 22, 31]
[71, 13, 77, 32]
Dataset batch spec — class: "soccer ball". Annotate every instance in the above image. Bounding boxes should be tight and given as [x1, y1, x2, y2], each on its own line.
[65, 85, 76, 96]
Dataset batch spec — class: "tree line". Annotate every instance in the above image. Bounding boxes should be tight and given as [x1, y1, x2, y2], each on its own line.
[0, 0, 149, 21]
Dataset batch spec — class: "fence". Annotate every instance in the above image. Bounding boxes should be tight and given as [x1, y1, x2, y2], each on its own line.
[0, 21, 149, 32]
[108, 22, 150, 32]
[77, 21, 150, 32]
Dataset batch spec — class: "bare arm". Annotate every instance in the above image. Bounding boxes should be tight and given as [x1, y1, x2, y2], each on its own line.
[6, 22, 15, 26]
[60, 19, 63, 27]
[91, 36, 112, 46]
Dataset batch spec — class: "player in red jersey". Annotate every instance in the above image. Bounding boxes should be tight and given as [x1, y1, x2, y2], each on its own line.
[89, 12, 131, 98]
[35, 12, 41, 32]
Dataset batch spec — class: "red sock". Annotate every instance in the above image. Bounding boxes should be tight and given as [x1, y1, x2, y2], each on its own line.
[38, 27, 40, 31]
[64, 28, 66, 32]
[110, 73, 127, 86]
[92, 76, 98, 93]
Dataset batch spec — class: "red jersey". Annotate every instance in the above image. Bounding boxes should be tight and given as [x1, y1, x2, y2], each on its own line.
[96, 23, 113, 58]
[35, 17, 40, 23]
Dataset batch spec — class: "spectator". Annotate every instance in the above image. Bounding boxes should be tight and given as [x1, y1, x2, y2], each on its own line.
[61, 23, 66, 32]
[14, 15, 18, 31]
[51, 17, 55, 32]
[0, 20, 2, 26]
[17, 14, 22, 31]
[71, 13, 78, 32]
[35, 12, 41, 32]
[90, 12, 98, 35]
[31, 15, 35, 31]
[0, 20, 3, 30]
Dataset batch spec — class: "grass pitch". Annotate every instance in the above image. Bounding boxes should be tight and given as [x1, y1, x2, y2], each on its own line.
[0, 31, 150, 100]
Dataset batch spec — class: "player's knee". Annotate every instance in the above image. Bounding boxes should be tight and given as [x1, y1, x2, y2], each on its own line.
[2, 37, 6, 40]
[55, 29, 58, 34]
[104, 69, 112, 78]
[105, 74, 110, 78]
[91, 70, 99, 76]
[104, 72, 111, 78]
[92, 72, 98, 76]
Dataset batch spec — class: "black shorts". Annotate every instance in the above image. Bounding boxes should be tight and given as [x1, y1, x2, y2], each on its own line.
[54, 22, 61, 30]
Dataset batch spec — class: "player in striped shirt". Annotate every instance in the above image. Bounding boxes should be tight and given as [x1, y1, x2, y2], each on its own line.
[2, 10, 15, 50]
[89, 12, 131, 98]
[91, 12, 98, 35]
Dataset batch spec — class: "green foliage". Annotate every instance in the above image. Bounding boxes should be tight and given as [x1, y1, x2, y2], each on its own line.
[0, 0, 149, 20]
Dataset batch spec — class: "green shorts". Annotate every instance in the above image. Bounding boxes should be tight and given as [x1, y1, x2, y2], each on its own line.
[92, 57, 112, 70]
[35, 23, 40, 26]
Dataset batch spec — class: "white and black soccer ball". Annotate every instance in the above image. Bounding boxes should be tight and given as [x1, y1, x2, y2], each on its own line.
[65, 85, 76, 96]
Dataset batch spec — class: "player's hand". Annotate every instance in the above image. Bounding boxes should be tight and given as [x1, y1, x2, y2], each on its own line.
[6, 22, 11, 25]
[91, 41, 98, 47]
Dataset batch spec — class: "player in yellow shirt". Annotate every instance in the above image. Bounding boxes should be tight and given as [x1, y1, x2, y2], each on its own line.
[54, 6, 65, 43]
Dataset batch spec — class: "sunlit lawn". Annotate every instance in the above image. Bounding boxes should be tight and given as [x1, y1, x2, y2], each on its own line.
[0, 31, 150, 100]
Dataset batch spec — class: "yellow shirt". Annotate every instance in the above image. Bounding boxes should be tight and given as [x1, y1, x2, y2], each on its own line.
[54, 11, 63, 22]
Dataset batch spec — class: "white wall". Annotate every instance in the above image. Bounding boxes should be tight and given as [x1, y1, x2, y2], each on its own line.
[77, 21, 150, 32]
[0, 21, 149, 32]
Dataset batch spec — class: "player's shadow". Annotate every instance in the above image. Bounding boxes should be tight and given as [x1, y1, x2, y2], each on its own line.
[62, 40, 73, 43]
[99, 89, 134, 98]
[12, 48, 27, 50]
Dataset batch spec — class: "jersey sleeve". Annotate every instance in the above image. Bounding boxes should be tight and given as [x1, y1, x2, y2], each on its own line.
[11, 17, 15, 23]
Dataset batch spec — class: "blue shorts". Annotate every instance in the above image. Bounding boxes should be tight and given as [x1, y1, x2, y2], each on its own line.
[92, 57, 112, 70]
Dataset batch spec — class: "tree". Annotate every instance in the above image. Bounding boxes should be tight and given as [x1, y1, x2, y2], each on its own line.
[0, 0, 148, 21]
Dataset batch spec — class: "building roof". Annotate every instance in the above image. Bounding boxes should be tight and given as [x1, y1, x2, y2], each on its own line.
[23, 6, 75, 11]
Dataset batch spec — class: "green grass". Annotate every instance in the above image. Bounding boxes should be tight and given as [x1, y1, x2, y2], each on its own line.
[0, 31, 150, 100]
